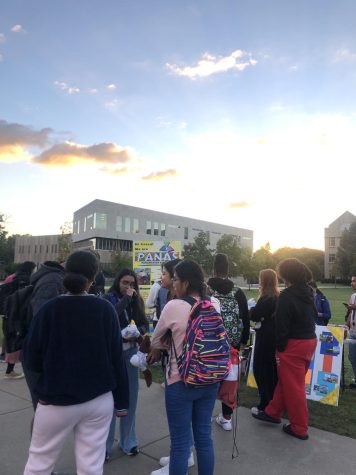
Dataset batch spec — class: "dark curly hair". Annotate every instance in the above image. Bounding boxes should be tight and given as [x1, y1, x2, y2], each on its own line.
[277, 258, 313, 286]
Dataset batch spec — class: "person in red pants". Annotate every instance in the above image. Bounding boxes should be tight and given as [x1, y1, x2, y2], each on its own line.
[252, 258, 317, 440]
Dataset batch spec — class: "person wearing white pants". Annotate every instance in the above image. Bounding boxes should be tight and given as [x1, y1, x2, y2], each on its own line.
[24, 392, 113, 475]
[22, 251, 129, 475]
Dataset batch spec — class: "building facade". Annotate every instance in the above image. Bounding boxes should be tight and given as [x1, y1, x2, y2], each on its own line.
[324, 211, 356, 279]
[15, 234, 61, 267]
[72, 199, 253, 267]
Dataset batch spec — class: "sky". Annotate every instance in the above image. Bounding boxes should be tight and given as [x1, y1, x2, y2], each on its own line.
[1, 0, 356, 252]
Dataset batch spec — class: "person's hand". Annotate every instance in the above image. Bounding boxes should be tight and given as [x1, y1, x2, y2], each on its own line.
[147, 349, 162, 364]
[126, 287, 136, 298]
[239, 343, 247, 352]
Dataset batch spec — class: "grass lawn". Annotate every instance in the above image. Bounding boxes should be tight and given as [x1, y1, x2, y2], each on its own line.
[145, 285, 356, 439]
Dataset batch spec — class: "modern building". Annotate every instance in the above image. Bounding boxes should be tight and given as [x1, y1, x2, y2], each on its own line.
[14, 234, 61, 267]
[324, 211, 356, 279]
[72, 199, 253, 268]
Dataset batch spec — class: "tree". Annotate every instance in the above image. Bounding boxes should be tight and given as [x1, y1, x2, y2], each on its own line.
[240, 246, 258, 288]
[183, 231, 214, 275]
[109, 251, 132, 276]
[252, 242, 276, 272]
[273, 247, 324, 281]
[58, 222, 73, 262]
[215, 234, 243, 277]
[335, 223, 356, 279]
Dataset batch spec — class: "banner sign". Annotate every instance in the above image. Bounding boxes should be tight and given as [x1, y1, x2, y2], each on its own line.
[247, 325, 344, 406]
[133, 240, 182, 311]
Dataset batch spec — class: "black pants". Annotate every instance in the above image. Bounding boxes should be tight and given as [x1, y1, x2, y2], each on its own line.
[253, 328, 278, 410]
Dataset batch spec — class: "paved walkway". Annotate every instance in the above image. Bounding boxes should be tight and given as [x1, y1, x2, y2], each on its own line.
[0, 362, 355, 475]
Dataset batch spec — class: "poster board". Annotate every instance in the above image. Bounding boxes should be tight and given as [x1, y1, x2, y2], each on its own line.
[247, 325, 344, 406]
[133, 240, 182, 314]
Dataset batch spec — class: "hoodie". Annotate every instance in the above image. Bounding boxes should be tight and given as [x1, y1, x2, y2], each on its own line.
[30, 261, 65, 316]
[207, 277, 250, 346]
[275, 285, 317, 352]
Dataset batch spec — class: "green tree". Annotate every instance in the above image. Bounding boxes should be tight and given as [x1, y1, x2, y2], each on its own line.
[215, 234, 242, 277]
[252, 242, 276, 272]
[240, 246, 258, 288]
[183, 231, 214, 274]
[109, 251, 132, 276]
[58, 221, 73, 262]
[273, 247, 324, 281]
[335, 222, 356, 279]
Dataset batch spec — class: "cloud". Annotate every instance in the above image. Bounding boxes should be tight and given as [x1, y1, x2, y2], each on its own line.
[228, 201, 251, 209]
[88, 88, 98, 94]
[54, 80, 80, 94]
[104, 98, 119, 111]
[0, 119, 52, 148]
[99, 166, 129, 175]
[166, 50, 257, 79]
[334, 48, 356, 62]
[0, 33, 6, 43]
[141, 168, 178, 181]
[33, 141, 135, 167]
[107, 84, 117, 91]
[11, 25, 24, 33]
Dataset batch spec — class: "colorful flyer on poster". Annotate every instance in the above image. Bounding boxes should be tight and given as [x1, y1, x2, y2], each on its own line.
[133, 240, 182, 313]
[247, 325, 344, 406]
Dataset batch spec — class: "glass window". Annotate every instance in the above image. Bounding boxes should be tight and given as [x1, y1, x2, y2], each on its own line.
[39, 245, 42, 253]
[46, 245, 49, 253]
[87, 214, 94, 230]
[184, 227, 189, 239]
[154, 222, 159, 236]
[329, 254, 336, 263]
[124, 217, 130, 233]
[77, 220, 80, 234]
[146, 221, 152, 234]
[161, 223, 166, 236]
[116, 216, 123, 232]
[329, 237, 336, 247]
[94, 213, 107, 230]
[133, 218, 139, 233]
[34, 245, 37, 254]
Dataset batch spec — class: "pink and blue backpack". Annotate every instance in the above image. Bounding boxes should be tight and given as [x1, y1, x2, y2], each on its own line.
[172, 297, 230, 386]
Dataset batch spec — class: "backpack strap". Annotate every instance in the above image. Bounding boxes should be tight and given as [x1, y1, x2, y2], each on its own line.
[180, 295, 197, 307]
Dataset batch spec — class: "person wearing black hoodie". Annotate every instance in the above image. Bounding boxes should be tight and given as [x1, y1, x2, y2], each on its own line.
[207, 253, 250, 431]
[252, 258, 317, 440]
[23, 261, 66, 409]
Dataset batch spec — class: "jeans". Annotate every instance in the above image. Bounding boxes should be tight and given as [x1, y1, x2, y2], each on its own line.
[348, 334, 356, 380]
[106, 346, 139, 454]
[165, 381, 218, 475]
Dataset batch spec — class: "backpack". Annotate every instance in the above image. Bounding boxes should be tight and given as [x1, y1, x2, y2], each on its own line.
[155, 287, 169, 319]
[3, 285, 34, 353]
[172, 297, 230, 386]
[0, 279, 19, 315]
[211, 290, 242, 348]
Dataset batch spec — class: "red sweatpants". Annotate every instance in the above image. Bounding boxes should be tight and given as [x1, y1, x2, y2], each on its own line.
[265, 338, 317, 437]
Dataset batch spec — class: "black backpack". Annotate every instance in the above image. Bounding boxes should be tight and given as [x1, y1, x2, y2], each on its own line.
[3, 285, 34, 353]
[0, 280, 19, 315]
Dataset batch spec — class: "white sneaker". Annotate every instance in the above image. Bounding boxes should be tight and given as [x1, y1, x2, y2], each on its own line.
[151, 464, 188, 475]
[251, 406, 259, 416]
[159, 452, 194, 467]
[151, 465, 169, 475]
[215, 414, 232, 431]
[4, 371, 24, 380]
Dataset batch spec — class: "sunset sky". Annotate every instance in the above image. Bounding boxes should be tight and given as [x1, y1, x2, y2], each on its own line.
[1, 1, 355, 251]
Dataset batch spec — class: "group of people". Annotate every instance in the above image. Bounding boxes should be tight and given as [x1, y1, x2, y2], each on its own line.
[1, 249, 355, 475]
